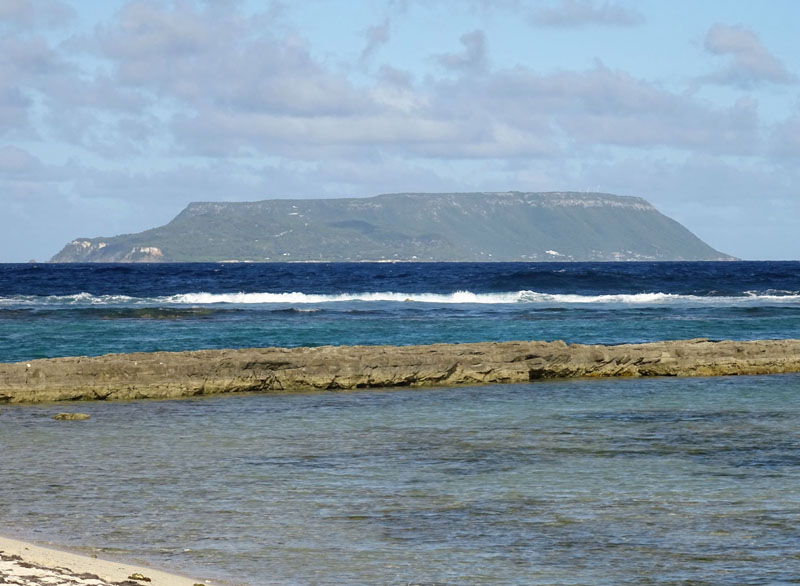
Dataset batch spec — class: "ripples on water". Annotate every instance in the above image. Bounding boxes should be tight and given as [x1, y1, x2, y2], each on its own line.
[1, 375, 799, 585]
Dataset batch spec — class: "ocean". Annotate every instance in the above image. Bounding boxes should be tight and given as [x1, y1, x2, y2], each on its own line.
[1, 261, 800, 585]
[2, 261, 800, 362]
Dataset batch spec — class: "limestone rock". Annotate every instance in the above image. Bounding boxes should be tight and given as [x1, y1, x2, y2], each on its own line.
[1, 338, 799, 405]
[53, 412, 91, 420]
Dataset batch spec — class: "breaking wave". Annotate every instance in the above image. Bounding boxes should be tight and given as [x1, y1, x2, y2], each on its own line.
[0, 293, 140, 306]
[3, 290, 800, 307]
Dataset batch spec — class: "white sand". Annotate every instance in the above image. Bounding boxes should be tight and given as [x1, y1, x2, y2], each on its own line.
[0, 535, 215, 586]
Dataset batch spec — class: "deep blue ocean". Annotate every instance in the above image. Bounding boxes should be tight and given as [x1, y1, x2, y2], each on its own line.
[2, 262, 800, 585]
[2, 261, 800, 363]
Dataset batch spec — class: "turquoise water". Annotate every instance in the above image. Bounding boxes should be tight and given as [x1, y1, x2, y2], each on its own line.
[3, 262, 800, 363]
[2, 375, 799, 585]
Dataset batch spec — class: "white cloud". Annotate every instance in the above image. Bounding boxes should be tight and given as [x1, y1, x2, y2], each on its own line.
[0, 145, 44, 175]
[529, 0, 644, 27]
[0, 35, 61, 137]
[92, 1, 370, 117]
[427, 63, 760, 156]
[703, 23, 794, 88]
[360, 18, 391, 61]
[0, 0, 74, 30]
[434, 30, 488, 73]
[770, 112, 800, 158]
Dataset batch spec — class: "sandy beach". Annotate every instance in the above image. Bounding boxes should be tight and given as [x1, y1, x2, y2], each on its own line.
[0, 536, 211, 586]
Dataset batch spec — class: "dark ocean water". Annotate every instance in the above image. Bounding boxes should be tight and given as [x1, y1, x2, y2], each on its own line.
[1, 262, 800, 585]
[1, 261, 800, 363]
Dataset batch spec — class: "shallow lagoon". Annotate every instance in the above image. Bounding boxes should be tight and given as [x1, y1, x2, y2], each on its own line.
[2, 374, 799, 585]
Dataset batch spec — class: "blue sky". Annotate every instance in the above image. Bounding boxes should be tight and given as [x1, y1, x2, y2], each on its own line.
[1, 0, 798, 261]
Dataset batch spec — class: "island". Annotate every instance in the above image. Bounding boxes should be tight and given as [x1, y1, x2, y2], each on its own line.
[50, 191, 733, 262]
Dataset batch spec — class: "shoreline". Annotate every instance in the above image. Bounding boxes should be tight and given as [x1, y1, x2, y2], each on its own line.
[0, 535, 210, 586]
[2, 338, 800, 404]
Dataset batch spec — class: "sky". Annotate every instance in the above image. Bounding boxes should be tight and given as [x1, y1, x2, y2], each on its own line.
[1, 0, 799, 262]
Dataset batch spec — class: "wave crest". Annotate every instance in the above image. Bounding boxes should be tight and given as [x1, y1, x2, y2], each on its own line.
[2, 289, 800, 307]
[167, 290, 521, 304]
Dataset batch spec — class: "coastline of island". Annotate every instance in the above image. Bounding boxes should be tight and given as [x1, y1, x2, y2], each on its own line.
[2, 338, 800, 405]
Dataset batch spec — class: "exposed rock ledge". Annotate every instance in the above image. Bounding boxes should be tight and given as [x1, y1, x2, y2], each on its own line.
[2, 338, 800, 404]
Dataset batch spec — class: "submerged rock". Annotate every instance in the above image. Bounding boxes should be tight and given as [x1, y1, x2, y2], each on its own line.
[2, 338, 800, 404]
[53, 412, 91, 420]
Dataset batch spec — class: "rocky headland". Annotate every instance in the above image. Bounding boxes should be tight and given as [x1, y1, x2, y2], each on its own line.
[2, 338, 800, 404]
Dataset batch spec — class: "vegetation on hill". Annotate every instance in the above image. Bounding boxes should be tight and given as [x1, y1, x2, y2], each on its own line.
[51, 192, 733, 262]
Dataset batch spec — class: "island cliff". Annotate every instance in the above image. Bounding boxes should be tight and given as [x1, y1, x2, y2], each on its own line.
[2, 338, 798, 404]
[51, 192, 733, 262]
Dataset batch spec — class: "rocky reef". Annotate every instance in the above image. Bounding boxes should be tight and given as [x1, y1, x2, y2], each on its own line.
[2, 338, 800, 404]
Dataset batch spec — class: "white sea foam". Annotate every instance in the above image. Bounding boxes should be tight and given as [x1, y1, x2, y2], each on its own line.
[516, 291, 685, 304]
[2, 290, 800, 307]
[160, 290, 800, 305]
[0, 292, 139, 306]
[62, 293, 139, 304]
[165, 290, 522, 304]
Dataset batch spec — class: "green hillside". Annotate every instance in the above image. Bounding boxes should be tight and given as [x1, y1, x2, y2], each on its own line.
[50, 192, 733, 262]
